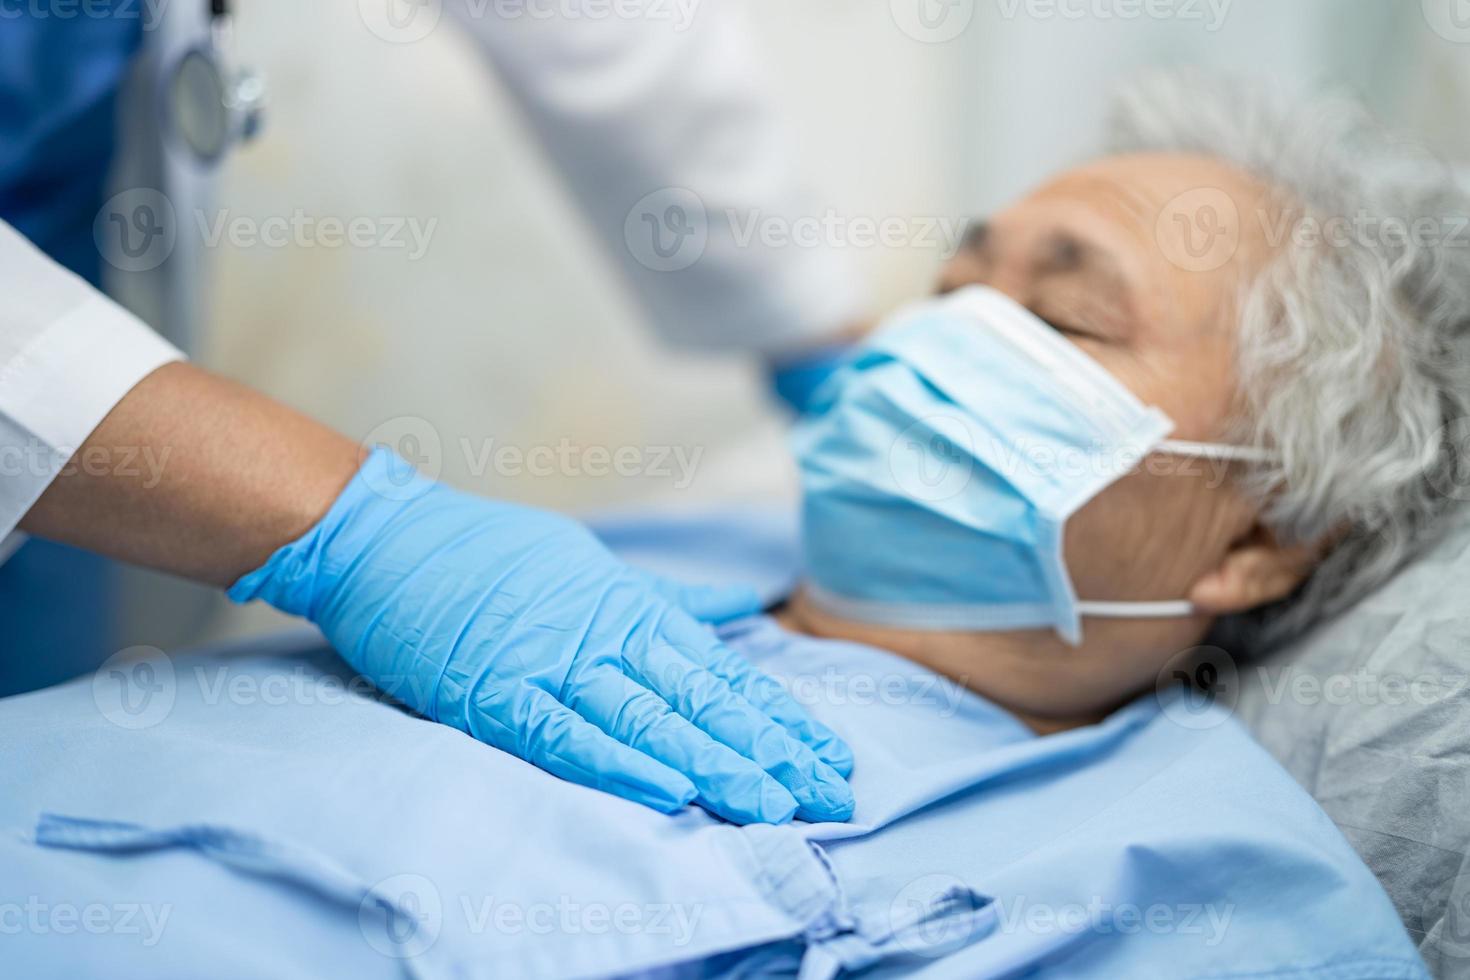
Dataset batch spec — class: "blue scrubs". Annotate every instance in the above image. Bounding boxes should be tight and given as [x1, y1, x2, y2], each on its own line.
[0, 7, 144, 694]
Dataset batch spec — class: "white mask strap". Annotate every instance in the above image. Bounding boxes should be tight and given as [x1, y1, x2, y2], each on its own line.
[1156, 439, 1277, 464]
[1074, 439, 1268, 623]
[1075, 599, 1198, 619]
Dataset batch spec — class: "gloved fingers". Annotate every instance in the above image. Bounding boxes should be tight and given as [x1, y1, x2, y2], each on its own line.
[620, 574, 854, 778]
[625, 630, 855, 823]
[564, 668, 798, 825]
[631, 570, 762, 625]
[504, 687, 698, 815]
[769, 343, 853, 415]
[671, 619, 855, 779]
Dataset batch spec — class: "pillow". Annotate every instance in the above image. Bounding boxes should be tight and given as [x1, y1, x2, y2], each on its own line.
[1234, 506, 1470, 977]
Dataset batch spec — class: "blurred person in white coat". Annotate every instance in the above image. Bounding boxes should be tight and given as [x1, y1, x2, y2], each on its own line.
[0, 0, 865, 825]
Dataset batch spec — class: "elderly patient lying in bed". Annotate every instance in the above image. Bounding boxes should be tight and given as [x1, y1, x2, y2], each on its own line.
[6, 75, 1466, 978]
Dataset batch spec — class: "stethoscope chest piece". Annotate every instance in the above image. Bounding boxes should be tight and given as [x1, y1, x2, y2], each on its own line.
[166, 0, 264, 166]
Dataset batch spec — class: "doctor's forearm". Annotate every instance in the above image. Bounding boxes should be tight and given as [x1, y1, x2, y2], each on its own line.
[19, 362, 363, 588]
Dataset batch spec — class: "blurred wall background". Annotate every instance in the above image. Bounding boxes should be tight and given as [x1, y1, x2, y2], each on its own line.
[125, 0, 1470, 647]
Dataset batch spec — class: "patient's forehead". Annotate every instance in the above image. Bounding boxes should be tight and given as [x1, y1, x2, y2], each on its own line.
[1032, 152, 1274, 215]
[988, 152, 1278, 325]
[991, 152, 1281, 282]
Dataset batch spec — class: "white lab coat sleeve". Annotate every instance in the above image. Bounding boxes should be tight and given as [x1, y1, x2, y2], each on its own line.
[0, 218, 184, 540]
[444, 2, 866, 355]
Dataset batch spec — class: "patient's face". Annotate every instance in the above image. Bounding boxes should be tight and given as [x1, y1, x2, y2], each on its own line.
[787, 153, 1290, 728]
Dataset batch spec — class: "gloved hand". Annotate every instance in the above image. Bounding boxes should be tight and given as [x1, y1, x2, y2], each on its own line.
[768, 343, 855, 415]
[228, 449, 854, 824]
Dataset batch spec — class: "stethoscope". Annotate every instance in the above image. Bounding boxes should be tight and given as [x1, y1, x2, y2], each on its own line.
[166, 0, 266, 166]
[0, 2, 267, 573]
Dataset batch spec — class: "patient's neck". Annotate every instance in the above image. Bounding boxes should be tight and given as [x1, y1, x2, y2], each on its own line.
[773, 590, 1105, 736]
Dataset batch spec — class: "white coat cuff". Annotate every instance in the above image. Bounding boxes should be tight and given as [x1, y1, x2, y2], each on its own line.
[0, 300, 183, 539]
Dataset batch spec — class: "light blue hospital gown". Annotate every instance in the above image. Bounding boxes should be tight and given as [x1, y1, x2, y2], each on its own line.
[0, 613, 1425, 979]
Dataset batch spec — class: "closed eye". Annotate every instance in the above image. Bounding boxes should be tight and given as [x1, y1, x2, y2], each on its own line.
[1037, 314, 1097, 340]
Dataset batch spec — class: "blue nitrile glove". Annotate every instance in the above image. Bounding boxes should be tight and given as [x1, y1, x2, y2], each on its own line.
[769, 343, 854, 415]
[228, 449, 855, 825]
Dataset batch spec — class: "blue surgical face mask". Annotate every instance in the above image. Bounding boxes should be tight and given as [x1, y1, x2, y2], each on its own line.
[791, 285, 1272, 645]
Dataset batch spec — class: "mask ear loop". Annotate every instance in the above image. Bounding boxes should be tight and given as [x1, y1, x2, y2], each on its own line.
[1072, 438, 1277, 625]
[1155, 439, 1278, 464]
[1075, 599, 1198, 618]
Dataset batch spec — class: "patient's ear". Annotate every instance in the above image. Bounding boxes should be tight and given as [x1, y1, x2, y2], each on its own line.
[1187, 524, 1320, 614]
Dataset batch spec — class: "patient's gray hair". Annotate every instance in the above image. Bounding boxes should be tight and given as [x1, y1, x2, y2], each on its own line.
[1108, 71, 1470, 650]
